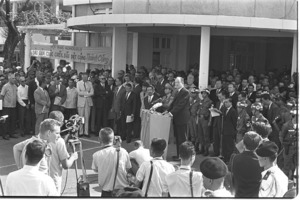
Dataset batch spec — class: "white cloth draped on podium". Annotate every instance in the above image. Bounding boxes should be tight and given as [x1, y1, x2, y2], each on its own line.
[140, 109, 172, 159]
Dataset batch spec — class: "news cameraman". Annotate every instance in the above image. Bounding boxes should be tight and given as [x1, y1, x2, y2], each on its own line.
[91, 127, 132, 197]
[280, 104, 298, 179]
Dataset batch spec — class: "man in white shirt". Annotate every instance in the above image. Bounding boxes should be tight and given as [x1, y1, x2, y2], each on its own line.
[5, 140, 58, 196]
[129, 140, 152, 174]
[256, 141, 288, 197]
[135, 138, 175, 197]
[62, 79, 78, 120]
[92, 127, 131, 197]
[163, 141, 204, 197]
[17, 76, 29, 136]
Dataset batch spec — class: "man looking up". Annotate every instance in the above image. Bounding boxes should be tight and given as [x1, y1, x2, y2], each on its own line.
[5, 140, 58, 196]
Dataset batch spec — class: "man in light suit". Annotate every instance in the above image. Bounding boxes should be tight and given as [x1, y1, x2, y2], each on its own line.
[34, 78, 51, 135]
[164, 77, 190, 160]
[112, 77, 126, 136]
[48, 76, 67, 112]
[77, 73, 94, 137]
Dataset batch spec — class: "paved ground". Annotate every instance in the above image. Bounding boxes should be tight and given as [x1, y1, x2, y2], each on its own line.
[0, 132, 209, 197]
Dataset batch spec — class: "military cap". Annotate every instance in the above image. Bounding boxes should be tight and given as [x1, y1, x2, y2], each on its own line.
[200, 157, 228, 179]
[190, 88, 200, 93]
[201, 88, 210, 95]
[237, 101, 248, 108]
[251, 102, 263, 111]
[256, 141, 278, 157]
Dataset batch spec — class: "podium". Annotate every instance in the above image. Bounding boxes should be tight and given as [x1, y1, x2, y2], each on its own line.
[140, 109, 172, 159]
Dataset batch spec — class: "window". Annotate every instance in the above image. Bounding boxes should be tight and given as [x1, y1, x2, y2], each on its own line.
[89, 33, 112, 47]
[153, 37, 160, 49]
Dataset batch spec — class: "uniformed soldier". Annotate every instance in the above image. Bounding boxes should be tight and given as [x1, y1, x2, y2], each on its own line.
[198, 88, 212, 156]
[279, 105, 298, 179]
[186, 88, 201, 153]
[236, 101, 251, 143]
[200, 157, 233, 197]
[251, 102, 269, 125]
[256, 141, 288, 197]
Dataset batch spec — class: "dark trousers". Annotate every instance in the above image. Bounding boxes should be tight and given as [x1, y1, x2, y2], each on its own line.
[174, 123, 187, 157]
[95, 107, 108, 133]
[222, 134, 235, 163]
[212, 120, 222, 156]
[101, 190, 112, 197]
[121, 115, 134, 140]
[64, 108, 77, 121]
[114, 117, 122, 136]
[18, 101, 29, 133]
[2, 107, 17, 136]
[133, 115, 141, 138]
[28, 106, 36, 134]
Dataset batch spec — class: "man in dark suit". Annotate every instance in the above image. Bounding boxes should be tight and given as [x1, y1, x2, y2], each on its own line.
[155, 72, 168, 97]
[164, 77, 190, 160]
[228, 83, 238, 109]
[94, 75, 110, 132]
[48, 76, 67, 112]
[222, 97, 238, 163]
[209, 79, 223, 106]
[28, 70, 43, 135]
[261, 93, 281, 149]
[143, 85, 159, 110]
[106, 77, 115, 129]
[133, 78, 142, 139]
[112, 77, 126, 136]
[247, 84, 256, 104]
[211, 90, 227, 157]
[231, 132, 263, 197]
[120, 83, 136, 143]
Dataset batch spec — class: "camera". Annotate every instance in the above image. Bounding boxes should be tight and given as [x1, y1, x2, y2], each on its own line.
[114, 136, 122, 148]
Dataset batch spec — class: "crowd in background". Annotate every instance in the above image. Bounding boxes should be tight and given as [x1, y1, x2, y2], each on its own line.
[0, 58, 298, 197]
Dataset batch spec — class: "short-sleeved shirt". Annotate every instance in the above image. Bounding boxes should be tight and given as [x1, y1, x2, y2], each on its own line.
[163, 167, 204, 197]
[5, 165, 58, 196]
[1, 82, 17, 107]
[129, 147, 152, 166]
[136, 158, 175, 197]
[259, 165, 288, 197]
[62, 87, 78, 109]
[49, 137, 69, 193]
[92, 146, 131, 191]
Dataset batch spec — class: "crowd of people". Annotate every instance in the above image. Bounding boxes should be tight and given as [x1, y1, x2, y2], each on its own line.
[0, 58, 298, 197]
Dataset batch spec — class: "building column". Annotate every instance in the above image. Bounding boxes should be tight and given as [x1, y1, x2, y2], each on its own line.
[291, 33, 297, 80]
[112, 27, 127, 78]
[84, 33, 89, 72]
[132, 32, 138, 68]
[198, 27, 210, 90]
[24, 32, 31, 73]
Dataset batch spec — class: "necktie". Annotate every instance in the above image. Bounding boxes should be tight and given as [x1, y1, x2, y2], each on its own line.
[84, 82, 87, 91]
[148, 96, 151, 103]
[126, 92, 129, 100]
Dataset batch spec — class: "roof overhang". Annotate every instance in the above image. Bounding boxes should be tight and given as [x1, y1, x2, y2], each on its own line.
[67, 14, 297, 32]
[18, 23, 68, 35]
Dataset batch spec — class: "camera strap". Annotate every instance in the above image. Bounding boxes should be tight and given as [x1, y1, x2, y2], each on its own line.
[112, 148, 120, 191]
[145, 161, 153, 197]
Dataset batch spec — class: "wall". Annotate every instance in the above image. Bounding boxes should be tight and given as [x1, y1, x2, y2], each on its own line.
[126, 33, 133, 65]
[113, 0, 297, 20]
[137, 33, 153, 70]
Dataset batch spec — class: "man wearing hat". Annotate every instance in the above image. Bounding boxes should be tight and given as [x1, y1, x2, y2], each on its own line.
[256, 141, 288, 197]
[198, 88, 212, 156]
[231, 132, 263, 197]
[236, 101, 250, 143]
[280, 105, 298, 179]
[200, 157, 232, 197]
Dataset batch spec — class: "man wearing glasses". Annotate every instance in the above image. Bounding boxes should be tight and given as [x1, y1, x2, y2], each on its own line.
[17, 76, 29, 137]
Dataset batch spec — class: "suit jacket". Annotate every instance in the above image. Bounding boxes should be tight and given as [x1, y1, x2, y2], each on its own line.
[77, 80, 94, 107]
[143, 94, 159, 110]
[155, 79, 168, 97]
[94, 83, 109, 109]
[232, 151, 263, 197]
[267, 102, 280, 123]
[247, 91, 256, 104]
[48, 84, 67, 106]
[229, 92, 238, 109]
[34, 87, 51, 115]
[199, 96, 212, 119]
[212, 101, 227, 127]
[168, 87, 190, 125]
[28, 79, 38, 105]
[209, 88, 223, 106]
[107, 85, 115, 110]
[133, 84, 142, 116]
[223, 106, 238, 136]
[113, 85, 126, 115]
[121, 91, 136, 117]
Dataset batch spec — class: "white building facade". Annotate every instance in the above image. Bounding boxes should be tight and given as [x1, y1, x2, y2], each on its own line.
[65, 0, 297, 89]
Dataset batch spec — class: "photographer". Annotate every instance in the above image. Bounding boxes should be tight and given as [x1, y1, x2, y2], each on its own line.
[91, 127, 132, 197]
[5, 140, 58, 196]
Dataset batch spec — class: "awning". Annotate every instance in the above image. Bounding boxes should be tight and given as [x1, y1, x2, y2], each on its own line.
[18, 23, 68, 36]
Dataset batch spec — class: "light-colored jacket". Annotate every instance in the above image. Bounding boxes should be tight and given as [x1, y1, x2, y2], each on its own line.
[34, 87, 50, 114]
[77, 80, 94, 107]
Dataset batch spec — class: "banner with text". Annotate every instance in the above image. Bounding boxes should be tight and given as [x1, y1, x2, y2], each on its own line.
[31, 44, 112, 66]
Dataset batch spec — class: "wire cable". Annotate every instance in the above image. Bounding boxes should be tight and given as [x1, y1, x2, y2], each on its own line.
[60, 169, 69, 196]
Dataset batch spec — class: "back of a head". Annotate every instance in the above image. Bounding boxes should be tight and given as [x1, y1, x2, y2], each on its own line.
[99, 127, 114, 144]
[252, 122, 272, 139]
[26, 140, 46, 165]
[49, 111, 64, 126]
[151, 138, 167, 157]
[179, 141, 195, 160]
[243, 131, 262, 151]
[39, 119, 61, 135]
[133, 140, 143, 149]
